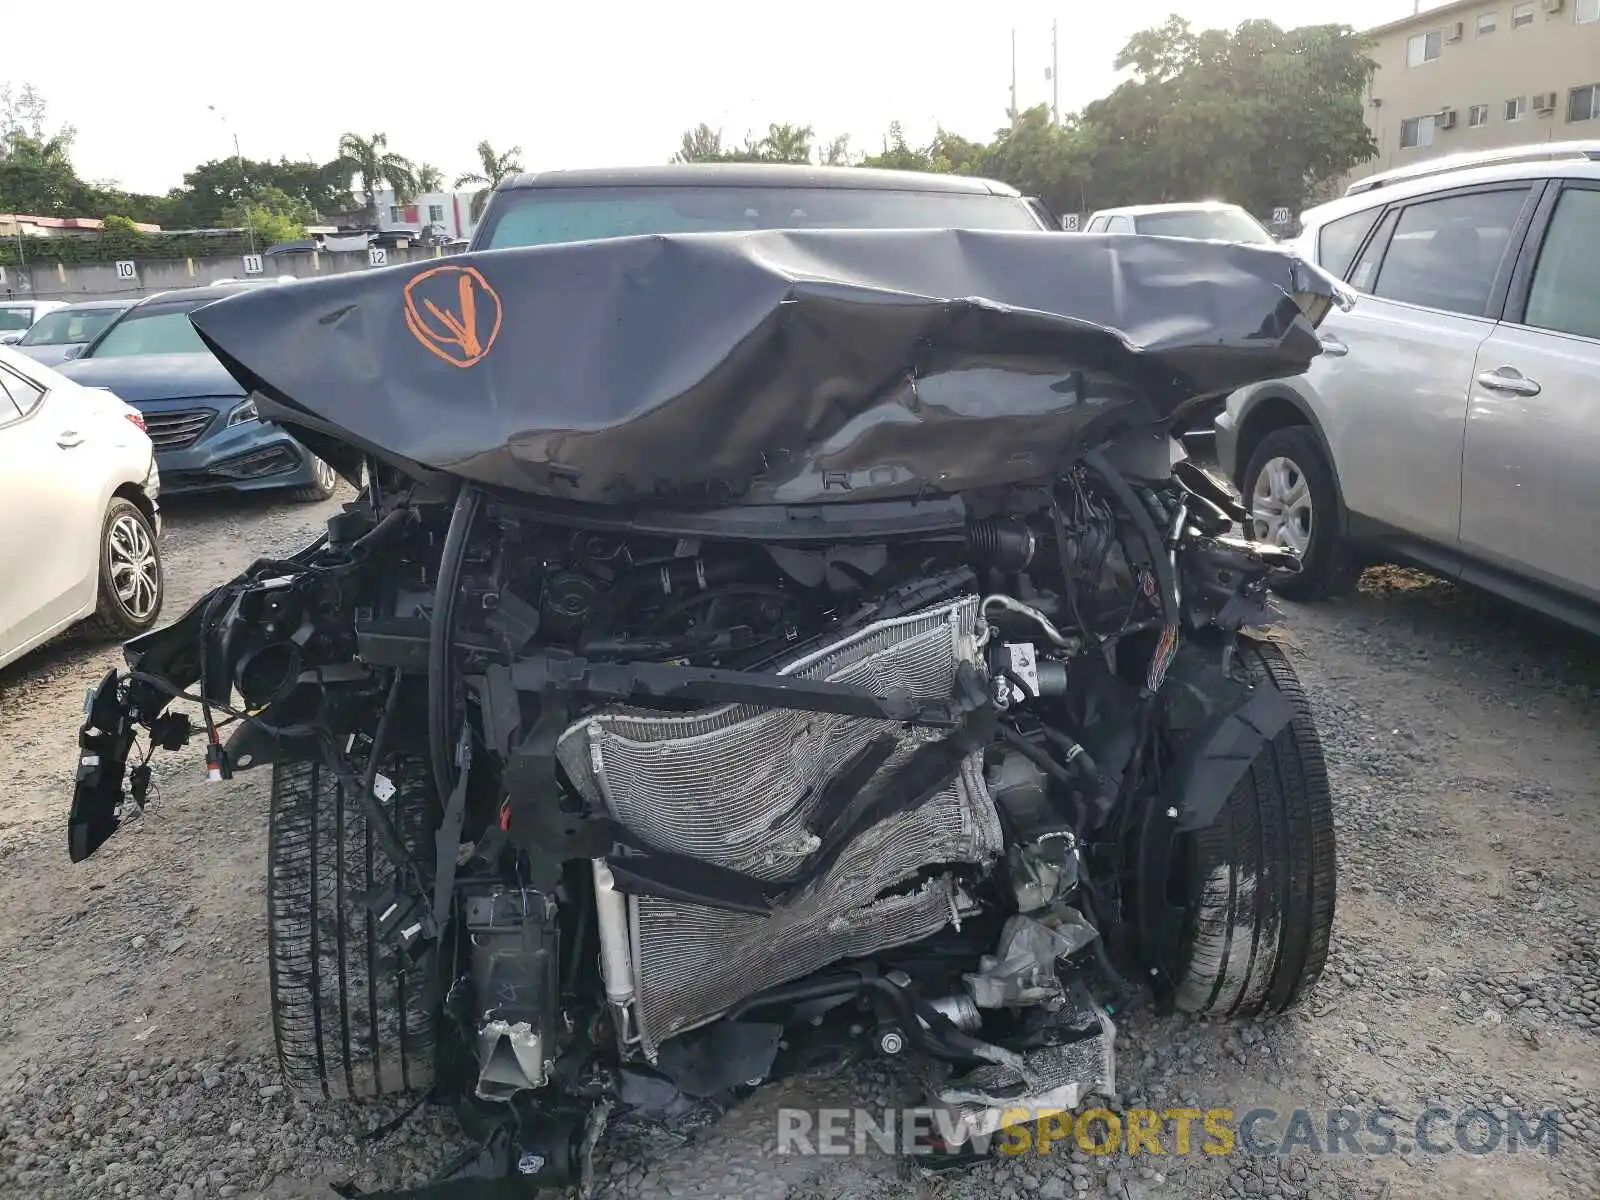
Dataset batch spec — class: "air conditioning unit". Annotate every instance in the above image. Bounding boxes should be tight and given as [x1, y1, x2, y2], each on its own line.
[1437, 107, 1459, 129]
[1446, 20, 1465, 40]
[1542, 0, 1563, 12]
[1533, 91, 1558, 113]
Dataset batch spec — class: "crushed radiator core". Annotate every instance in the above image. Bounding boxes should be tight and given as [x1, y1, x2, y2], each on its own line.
[557, 596, 1003, 1054]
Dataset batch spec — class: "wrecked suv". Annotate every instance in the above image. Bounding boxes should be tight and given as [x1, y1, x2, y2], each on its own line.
[68, 216, 1344, 1193]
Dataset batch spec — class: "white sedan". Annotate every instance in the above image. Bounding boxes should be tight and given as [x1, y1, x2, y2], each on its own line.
[0, 345, 165, 671]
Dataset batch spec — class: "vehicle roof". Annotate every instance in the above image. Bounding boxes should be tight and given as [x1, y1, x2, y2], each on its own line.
[0, 298, 66, 309]
[496, 162, 1022, 197]
[1344, 140, 1600, 197]
[129, 279, 286, 309]
[1088, 201, 1249, 218]
[1304, 151, 1600, 229]
[46, 298, 135, 312]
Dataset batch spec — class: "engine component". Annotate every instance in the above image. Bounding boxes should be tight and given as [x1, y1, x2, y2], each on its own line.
[542, 571, 602, 641]
[964, 913, 1097, 1009]
[933, 985, 1117, 1148]
[990, 641, 1068, 705]
[967, 517, 1036, 571]
[556, 596, 1003, 1055]
[233, 641, 302, 710]
[466, 885, 560, 1102]
[922, 991, 983, 1034]
[592, 859, 637, 1037]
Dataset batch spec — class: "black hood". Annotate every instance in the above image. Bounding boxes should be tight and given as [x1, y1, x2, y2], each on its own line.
[187, 228, 1345, 508]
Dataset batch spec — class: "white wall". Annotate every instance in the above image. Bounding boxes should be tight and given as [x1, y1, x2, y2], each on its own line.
[372, 189, 479, 240]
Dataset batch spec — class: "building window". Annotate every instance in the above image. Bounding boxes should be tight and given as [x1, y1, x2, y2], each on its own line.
[1504, 96, 1528, 121]
[1579, 0, 1599, 23]
[1511, 2, 1534, 26]
[389, 205, 405, 222]
[1477, 10, 1497, 32]
[1570, 84, 1600, 122]
[428, 204, 445, 223]
[1469, 103, 1490, 126]
[1407, 29, 1443, 65]
[1400, 114, 1438, 148]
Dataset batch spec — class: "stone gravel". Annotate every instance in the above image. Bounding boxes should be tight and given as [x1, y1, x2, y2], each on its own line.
[2, 501, 1597, 1200]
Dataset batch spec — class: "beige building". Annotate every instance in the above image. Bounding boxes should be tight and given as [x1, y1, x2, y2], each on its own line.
[1350, 0, 1600, 182]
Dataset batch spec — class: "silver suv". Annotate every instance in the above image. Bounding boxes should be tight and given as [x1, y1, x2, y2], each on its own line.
[1215, 141, 1600, 634]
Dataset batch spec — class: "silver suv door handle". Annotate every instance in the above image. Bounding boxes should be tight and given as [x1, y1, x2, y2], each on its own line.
[1320, 336, 1349, 356]
[1475, 367, 1541, 397]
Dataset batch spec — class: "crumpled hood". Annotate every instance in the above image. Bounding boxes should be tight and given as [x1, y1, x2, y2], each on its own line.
[57, 352, 246, 404]
[186, 228, 1345, 507]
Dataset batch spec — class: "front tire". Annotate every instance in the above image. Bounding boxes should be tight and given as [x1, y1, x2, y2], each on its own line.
[267, 757, 438, 1099]
[287, 453, 339, 504]
[1166, 636, 1337, 1019]
[1242, 426, 1359, 601]
[85, 497, 163, 639]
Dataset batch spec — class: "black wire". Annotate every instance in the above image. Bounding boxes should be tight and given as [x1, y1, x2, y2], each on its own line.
[125, 671, 318, 739]
[429, 483, 481, 805]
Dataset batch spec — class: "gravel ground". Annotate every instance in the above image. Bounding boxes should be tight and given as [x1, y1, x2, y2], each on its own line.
[1, 493, 1596, 1200]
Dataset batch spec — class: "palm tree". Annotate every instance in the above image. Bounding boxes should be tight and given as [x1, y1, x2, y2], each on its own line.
[337, 131, 416, 227]
[761, 123, 815, 164]
[415, 162, 445, 192]
[455, 140, 524, 221]
[673, 123, 727, 163]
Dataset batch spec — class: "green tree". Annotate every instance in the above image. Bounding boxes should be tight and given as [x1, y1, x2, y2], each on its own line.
[336, 132, 416, 226]
[454, 140, 524, 220]
[101, 214, 141, 234]
[1081, 17, 1376, 215]
[978, 107, 1096, 217]
[860, 122, 940, 171]
[672, 121, 821, 164]
[0, 132, 81, 215]
[759, 123, 814, 164]
[415, 162, 445, 192]
[159, 156, 352, 229]
[673, 123, 728, 163]
[0, 81, 53, 153]
[220, 184, 316, 246]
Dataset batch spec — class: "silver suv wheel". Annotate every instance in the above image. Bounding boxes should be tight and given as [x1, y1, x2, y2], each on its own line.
[1250, 455, 1313, 554]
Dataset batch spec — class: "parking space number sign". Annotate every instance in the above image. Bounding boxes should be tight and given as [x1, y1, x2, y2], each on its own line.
[368, 247, 388, 267]
[242, 254, 263, 275]
[115, 260, 137, 280]
[1061, 213, 1080, 231]
[1272, 207, 1291, 226]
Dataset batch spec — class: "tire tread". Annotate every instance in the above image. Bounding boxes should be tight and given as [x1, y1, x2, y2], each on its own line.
[266, 757, 437, 1099]
[1170, 637, 1336, 1019]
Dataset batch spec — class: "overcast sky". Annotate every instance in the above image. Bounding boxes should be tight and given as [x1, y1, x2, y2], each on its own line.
[27, 0, 1433, 195]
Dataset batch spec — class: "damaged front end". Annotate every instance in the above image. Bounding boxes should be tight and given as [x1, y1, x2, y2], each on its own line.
[67, 228, 1343, 1193]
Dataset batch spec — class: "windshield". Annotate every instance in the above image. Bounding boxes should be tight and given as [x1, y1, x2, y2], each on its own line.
[19, 307, 124, 346]
[1135, 208, 1275, 243]
[0, 307, 34, 332]
[86, 307, 208, 358]
[480, 185, 1043, 248]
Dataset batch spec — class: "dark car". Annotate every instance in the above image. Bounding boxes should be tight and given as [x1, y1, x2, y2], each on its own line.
[58, 282, 337, 501]
[11, 298, 135, 367]
[469, 162, 1054, 250]
[70, 228, 1342, 1187]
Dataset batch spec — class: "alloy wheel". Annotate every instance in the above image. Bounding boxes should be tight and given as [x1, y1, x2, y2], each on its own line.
[313, 456, 338, 492]
[108, 512, 160, 622]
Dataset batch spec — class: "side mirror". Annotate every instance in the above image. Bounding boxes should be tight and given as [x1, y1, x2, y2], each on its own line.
[0, 331, 22, 345]
[61, 343, 86, 360]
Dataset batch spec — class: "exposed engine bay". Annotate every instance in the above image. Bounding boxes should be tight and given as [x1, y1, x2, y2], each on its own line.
[64, 229, 1345, 1195]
